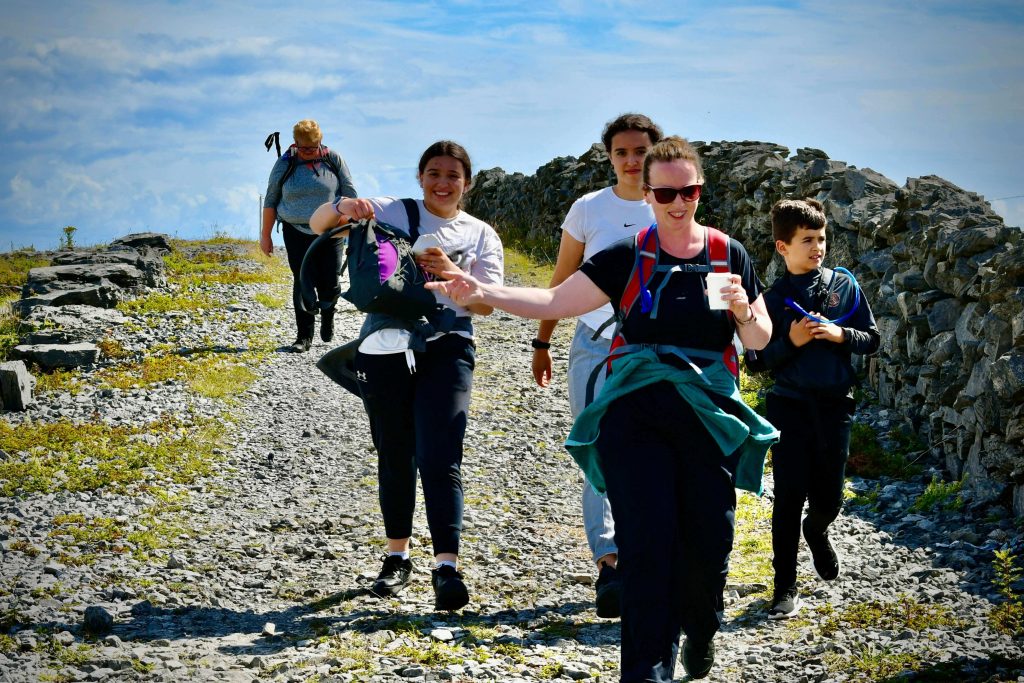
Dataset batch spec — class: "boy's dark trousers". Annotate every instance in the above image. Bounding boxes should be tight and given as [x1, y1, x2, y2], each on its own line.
[596, 383, 736, 683]
[281, 222, 342, 339]
[768, 392, 853, 591]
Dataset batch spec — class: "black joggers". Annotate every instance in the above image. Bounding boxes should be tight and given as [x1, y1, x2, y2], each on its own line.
[354, 334, 475, 557]
[281, 222, 342, 340]
[767, 392, 853, 592]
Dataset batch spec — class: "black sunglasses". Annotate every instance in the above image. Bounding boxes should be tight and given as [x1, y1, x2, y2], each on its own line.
[645, 184, 702, 204]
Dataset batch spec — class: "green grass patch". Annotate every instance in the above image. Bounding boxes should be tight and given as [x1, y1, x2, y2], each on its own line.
[538, 619, 579, 639]
[0, 250, 49, 290]
[95, 351, 258, 397]
[818, 595, 962, 637]
[824, 644, 925, 680]
[909, 475, 963, 513]
[729, 491, 774, 586]
[254, 292, 287, 309]
[117, 289, 219, 315]
[503, 246, 555, 287]
[0, 416, 224, 497]
[34, 368, 83, 395]
[388, 642, 465, 667]
[96, 337, 131, 360]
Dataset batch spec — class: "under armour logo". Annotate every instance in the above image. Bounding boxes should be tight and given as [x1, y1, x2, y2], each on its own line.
[624, 223, 636, 228]
[356, 371, 367, 382]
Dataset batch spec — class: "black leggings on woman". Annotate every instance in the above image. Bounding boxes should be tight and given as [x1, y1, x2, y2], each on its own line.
[354, 334, 475, 556]
[281, 222, 342, 338]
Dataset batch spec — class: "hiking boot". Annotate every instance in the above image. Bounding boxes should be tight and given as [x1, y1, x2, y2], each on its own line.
[288, 336, 312, 353]
[767, 586, 802, 620]
[370, 555, 413, 598]
[803, 519, 840, 581]
[681, 637, 715, 679]
[431, 564, 469, 611]
[594, 563, 622, 619]
[320, 309, 335, 343]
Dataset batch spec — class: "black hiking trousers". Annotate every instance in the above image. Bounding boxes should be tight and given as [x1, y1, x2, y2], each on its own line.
[768, 391, 853, 592]
[354, 333, 475, 557]
[281, 221, 342, 340]
[596, 382, 736, 683]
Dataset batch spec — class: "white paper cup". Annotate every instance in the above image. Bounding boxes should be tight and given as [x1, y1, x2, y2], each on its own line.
[705, 272, 732, 310]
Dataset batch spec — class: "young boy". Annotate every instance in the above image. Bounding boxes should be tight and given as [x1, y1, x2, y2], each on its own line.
[747, 198, 880, 619]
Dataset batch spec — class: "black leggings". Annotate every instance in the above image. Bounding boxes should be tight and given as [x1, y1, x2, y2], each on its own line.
[767, 392, 853, 591]
[354, 334, 475, 556]
[596, 382, 736, 683]
[281, 222, 342, 337]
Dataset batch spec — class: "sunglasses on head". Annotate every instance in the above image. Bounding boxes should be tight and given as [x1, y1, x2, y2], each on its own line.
[645, 184, 702, 204]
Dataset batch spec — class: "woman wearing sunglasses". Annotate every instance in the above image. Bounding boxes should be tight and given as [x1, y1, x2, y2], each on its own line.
[425, 136, 776, 682]
[261, 119, 357, 352]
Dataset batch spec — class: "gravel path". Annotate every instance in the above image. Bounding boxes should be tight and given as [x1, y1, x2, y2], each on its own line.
[1, 247, 1023, 682]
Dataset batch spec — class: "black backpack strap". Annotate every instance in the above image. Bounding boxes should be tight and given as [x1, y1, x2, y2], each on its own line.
[264, 131, 281, 157]
[400, 198, 420, 240]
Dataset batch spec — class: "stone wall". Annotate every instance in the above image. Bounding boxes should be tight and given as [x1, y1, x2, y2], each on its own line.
[465, 141, 1024, 515]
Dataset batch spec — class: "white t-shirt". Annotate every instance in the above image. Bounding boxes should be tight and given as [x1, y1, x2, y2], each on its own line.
[562, 187, 655, 337]
[358, 196, 504, 355]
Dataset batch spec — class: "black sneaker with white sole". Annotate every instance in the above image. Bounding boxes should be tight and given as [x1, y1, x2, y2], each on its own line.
[767, 586, 802, 620]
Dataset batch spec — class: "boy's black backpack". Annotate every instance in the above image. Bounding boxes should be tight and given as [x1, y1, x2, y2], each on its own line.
[265, 131, 344, 199]
[299, 199, 440, 321]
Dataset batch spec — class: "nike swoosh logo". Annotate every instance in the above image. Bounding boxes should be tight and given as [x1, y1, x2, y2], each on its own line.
[624, 223, 635, 228]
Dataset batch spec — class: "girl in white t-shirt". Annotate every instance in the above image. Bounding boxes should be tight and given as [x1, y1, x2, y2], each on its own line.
[311, 141, 503, 611]
[529, 113, 662, 619]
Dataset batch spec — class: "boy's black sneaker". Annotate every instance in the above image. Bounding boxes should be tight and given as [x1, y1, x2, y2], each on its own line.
[431, 564, 469, 611]
[370, 555, 413, 598]
[320, 309, 335, 343]
[289, 336, 312, 353]
[681, 637, 715, 679]
[767, 586, 802, 620]
[594, 564, 622, 619]
[803, 519, 840, 581]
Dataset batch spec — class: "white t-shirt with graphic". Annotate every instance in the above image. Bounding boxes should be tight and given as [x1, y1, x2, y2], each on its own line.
[562, 187, 655, 337]
[357, 196, 504, 355]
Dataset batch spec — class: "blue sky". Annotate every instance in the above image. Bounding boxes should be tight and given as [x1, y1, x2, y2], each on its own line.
[1, 0, 1022, 251]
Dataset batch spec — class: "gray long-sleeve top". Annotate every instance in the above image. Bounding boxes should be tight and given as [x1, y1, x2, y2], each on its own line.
[264, 148, 357, 233]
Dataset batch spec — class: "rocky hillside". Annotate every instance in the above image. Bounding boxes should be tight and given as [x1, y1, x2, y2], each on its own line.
[466, 141, 1024, 518]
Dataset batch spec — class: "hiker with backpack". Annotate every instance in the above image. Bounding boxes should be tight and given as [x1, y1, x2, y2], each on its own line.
[261, 119, 357, 352]
[309, 140, 503, 612]
[530, 113, 662, 619]
[425, 136, 778, 681]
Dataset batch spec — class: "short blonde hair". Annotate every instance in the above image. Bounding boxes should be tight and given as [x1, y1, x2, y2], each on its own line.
[293, 119, 322, 146]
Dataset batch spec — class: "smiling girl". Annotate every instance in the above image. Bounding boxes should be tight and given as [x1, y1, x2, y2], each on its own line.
[310, 140, 503, 611]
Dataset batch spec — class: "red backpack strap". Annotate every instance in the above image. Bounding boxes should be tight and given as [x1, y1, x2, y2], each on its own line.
[706, 227, 741, 382]
[707, 226, 731, 273]
[619, 225, 658, 317]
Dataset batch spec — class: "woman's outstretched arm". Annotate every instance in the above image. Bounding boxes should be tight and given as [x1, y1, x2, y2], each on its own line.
[426, 269, 610, 321]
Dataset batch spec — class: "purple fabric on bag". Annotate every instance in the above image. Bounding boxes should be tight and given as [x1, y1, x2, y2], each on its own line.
[376, 234, 399, 283]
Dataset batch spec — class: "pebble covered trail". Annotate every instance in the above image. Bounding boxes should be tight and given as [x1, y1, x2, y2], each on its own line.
[1, 249, 1023, 682]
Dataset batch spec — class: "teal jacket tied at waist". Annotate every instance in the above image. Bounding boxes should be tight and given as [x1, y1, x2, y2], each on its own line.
[565, 349, 780, 495]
